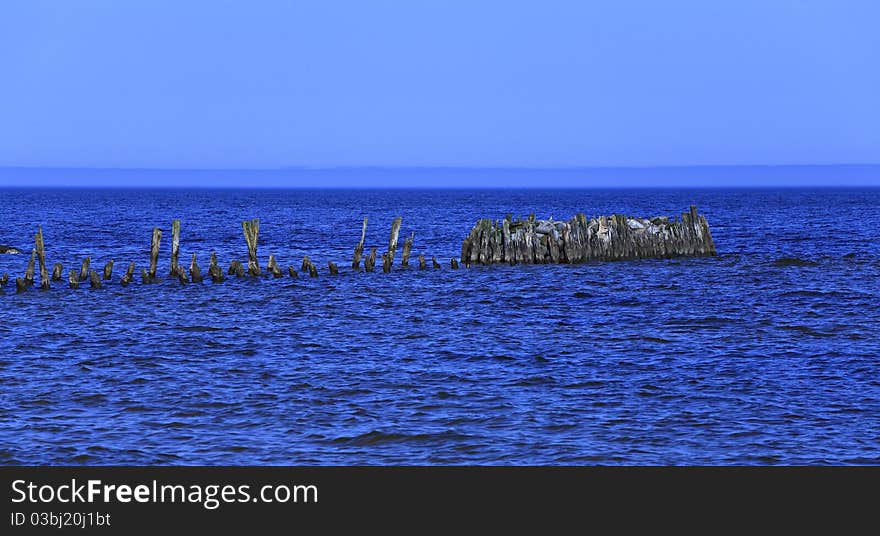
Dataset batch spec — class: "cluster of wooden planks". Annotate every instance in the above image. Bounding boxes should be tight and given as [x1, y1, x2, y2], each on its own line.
[1, 217, 454, 294]
[460, 205, 716, 266]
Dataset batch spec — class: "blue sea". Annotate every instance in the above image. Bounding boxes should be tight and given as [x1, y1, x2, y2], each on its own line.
[0, 187, 878, 465]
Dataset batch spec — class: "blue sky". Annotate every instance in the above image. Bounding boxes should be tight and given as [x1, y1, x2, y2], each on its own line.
[1, 1, 878, 173]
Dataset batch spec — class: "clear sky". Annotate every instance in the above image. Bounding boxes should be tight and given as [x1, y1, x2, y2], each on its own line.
[1, 0, 878, 172]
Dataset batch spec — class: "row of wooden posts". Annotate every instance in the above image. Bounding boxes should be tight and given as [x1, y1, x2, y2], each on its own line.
[1, 217, 457, 294]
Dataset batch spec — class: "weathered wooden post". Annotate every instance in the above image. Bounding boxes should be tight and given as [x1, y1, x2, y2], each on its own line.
[352, 217, 368, 269]
[103, 260, 114, 280]
[208, 252, 225, 282]
[24, 250, 35, 286]
[79, 257, 90, 282]
[190, 253, 203, 283]
[0, 273, 8, 287]
[364, 247, 377, 273]
[381, 253, 391, 273]
[241, 219, 260, 276]
[385, 217, 402, 270]
[169, 219, 180, 276]
[267, 255, 283, 277]
[418, 254, 426, 270]
[228, 260, 245, 277]
[432, 256, 441, 269]
[121, 262, 135, 286]
[35, 226, 49, 289]
[301, 256, 311, 272]
[89, 270, 101, 289]
[451, 258, 459, 269]
[15, 277, 27, 293]
[308, 262, 318, 278]
[69, 270, 80, 289]
[328, 261, 338, 275]
[174, 266, 188, 285]
[401, 232, 414, 267]
[288, 266, 298, 278]
[148, 228, 161, 281]
[51, 263, 63, 282]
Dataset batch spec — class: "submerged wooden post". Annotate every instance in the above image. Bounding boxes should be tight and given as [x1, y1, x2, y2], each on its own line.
[209, 252, 225, 283]
[364, 247, 377, 273]
[328, 261, 338, 275]
[148, 228, 161, 281]
[432, 256, 441, 269]
[169, 219, 180, 276]
[267, 254, 283, 277]
[418, 254, 426, 270]
[15, 277, 27, 293]
[241, 219, 261, 276]
[89, 270, 101, 289]
[69, 270, 80, 289]
[24, 250, 35, 286]
[288, 266, 298, 278]
[401, 232, 414, 267]
[228, 260, 245, 277]
[103, 260, 114, 280]
[451, 258, 459, 269]
[174, 266, 188, 285]
[51, 263, 63, 281]
[35, 226, 49, 289]
[0, 273, 8, 287]
[352, 217, 368, 269]
[190, 253, 203, 283]
[121, 262, 135, 286]
[385, 217, 402, 270]
[301, 256, 311, 272]
[79, 257, 90, 282]
[381, 253, 391, 273]
[308, 262, 318, 278]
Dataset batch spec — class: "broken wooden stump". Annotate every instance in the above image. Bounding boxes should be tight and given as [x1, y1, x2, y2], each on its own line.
[79, 257, 90, 282]
[381, 253, 391, 273]
[308, 263, 318, 278]
[267, 254, 283, 277]
[288, 266, 298, 278]
[24, 250, 35, 286]
[170, 219, 180, 276]
[51, 263, 63, 282]
[35, 227, 49, 289]
[385, 217, 402, 271]
[89, 270, 101, 289]
[401, 232, 414, 267]
[190, 253, 203, 283]
[103, 260, 114, 280]
[301, 256, 311, 272]
[208, 251, 225, 282]
[121, 262, 136, 286]
[148, 228, 161, 281]
[228, 260, 245, 278]
[364, 247, 377, 273]
[328, 261, 338, 275]
[451, 258, 459, 269]
[301, 257, 318, 277]
[431, 256, 441, 269]
[0, 273, 8, 287]
[418, 254, 426, 270]
[15, 277, 28, 293]
[352, 217, 368, 269]
[69, 270, 80, 289]
[241, 219, 261, 276]
[460, 205, 716, 265]
[140, 268, 150, 284]
[174, 266, 188, 285]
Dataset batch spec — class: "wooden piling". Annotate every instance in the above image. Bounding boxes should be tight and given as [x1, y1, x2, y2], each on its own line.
[241, 219, 261, 276]
[16, 277, 27, 293]
[148, 228, 161, 281]
[418, 254, 426, 270]
[431, 256, 441, 269]
[141, 268, 150, 284]
[51, 263, 63, 281]
[328, 261, 338, 275]
[401, 232, 414, 267]
[24, 250, 35, 286]
[352, 217, 368, 269]
[79, 257, 90, 282]
[308, 262, 318, 278]
[301, 256, 311, 272]
[381, 253, 391, 273]
[121, 262, 135, 286]
[169, 219, 180, 276]
[89, 270, 101, 289]
[0, 273, 8, 287]
[267, 254, 283, 277]
[69, 270, 80, 289]
[385, 217, 402, 270]
[228, 260, 245, 278]
[103, 260, 114, 280]
[174, 266, 188, 285]
[190, 253, 203, 283]
[364, 247, 377, 273]
[208, 252, 225, 282]
[35, 226, 49, 289]
[451, 258, 459, 269]
[288, 266, 298, 278]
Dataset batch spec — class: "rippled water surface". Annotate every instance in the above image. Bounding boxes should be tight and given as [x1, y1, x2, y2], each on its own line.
[1, 188, 878, 465]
